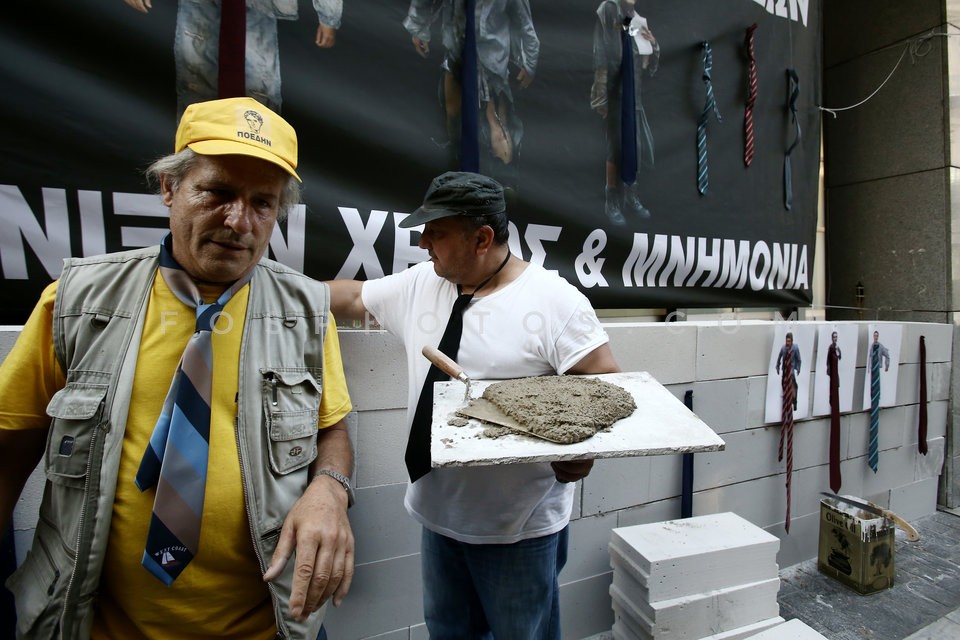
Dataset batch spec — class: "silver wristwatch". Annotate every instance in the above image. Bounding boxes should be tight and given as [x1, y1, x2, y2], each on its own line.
[313, 469, 356, 508]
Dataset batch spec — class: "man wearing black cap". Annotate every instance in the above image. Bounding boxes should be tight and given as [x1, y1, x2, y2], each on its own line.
[329, 171, 619, 639]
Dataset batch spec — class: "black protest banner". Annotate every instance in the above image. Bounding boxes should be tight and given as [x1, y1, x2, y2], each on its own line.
[0, 0, 820, 323]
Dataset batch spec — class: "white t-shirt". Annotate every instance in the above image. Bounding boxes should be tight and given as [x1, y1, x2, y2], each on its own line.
[362, 260, 609, 544]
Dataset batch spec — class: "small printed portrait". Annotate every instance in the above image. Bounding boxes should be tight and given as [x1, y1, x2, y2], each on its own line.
[812, 324, 857, 416]
[861, 324, 902, 410]
[243, 109, 264, 133]
[765, 324, 816, 422]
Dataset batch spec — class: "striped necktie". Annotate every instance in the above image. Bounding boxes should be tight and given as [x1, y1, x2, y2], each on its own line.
[135, 234, 253, 585]
[743, 24, 758, 167]
[697, 41, 721, 195]
[778, 349, 795, 533]
[868, 343, 881, 472]
[784, 69, 801, 210]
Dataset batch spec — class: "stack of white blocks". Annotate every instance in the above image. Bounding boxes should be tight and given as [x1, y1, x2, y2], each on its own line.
[608, 512, 785, 640]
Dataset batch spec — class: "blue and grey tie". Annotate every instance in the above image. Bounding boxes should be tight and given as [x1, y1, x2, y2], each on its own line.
[135, 234, 253, 585]
[697, 41, 721, 195]
[868, 343, 881, 472]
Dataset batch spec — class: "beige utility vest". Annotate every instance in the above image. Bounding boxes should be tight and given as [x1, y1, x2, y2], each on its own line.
[7, 245, 330, 640]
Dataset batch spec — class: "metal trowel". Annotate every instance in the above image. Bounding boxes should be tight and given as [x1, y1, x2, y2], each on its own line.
[420, 346, 564, 443]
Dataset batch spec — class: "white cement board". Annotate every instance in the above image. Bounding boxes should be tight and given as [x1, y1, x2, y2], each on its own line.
[430, 371, 725, 467]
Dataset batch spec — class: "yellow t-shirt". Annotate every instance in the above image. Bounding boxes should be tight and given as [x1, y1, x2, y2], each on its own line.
[0, 273, 352, 639]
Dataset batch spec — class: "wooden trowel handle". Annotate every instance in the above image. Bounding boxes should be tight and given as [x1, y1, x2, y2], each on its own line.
[881, 510, 921, 542]
[422, 346, 469, 383]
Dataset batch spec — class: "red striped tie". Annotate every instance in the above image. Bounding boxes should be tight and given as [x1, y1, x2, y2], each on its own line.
[779, 350, 795, 533]
[744, 23, 758, 167]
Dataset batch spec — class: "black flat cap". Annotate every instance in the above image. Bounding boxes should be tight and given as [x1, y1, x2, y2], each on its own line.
[399, 171, 506, 228]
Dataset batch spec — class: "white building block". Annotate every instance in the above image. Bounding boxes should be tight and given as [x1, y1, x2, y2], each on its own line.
[610, 513, 779, 595]
[610, 544, 778, 607]
[697, 322, 774, 381]
[607, 323, 699, 385]
[610, 578, 780, 638]
[739, 618, 827, 639]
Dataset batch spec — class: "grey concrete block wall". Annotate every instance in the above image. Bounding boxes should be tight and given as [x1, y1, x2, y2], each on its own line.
[4, 320, 952, 639]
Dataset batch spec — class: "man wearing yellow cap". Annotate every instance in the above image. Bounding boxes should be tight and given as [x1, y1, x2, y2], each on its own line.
[0, 97, 354, 639]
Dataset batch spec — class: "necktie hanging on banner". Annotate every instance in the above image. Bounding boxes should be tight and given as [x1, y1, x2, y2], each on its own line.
[743, 23, 758, 167]
[405, 252, 511, 482]
[697, 41, 721, 195]
[460, 0, 480, 172]
[619, 16, 638, 185]
[778, 350, 795, 533]
[783, 69, 801, 210]
[868, 342, 881, 472]
[827, 342, 841, 493]
[135, 234, 253, 585]
[218, 0, 246, 99]
[918, 336, 928, 455]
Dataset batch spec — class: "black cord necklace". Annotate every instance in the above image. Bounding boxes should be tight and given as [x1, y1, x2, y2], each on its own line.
[459, 250, 512, 297]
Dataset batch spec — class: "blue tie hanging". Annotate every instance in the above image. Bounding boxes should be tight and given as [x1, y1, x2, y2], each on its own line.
[697, 41, 721, 195]
[784, 69, 801, 210]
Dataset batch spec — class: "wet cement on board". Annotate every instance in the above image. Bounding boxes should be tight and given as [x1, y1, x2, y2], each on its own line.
[474, 375, 636, 444]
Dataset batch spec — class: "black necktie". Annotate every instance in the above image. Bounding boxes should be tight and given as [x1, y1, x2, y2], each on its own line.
[918, 336, 928, 455]
[827, 344, 841, 493]
[460, 0, 480, 172]
[405, 293, 474, 482]
[404, 252, 511, 482]
[620, 16, 637, 185]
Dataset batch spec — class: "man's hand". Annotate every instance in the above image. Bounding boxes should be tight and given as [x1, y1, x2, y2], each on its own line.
[123, 0, 152, 12]
[516, 68, 534, 89]
[412, 36, 430, 57]
[316, 24, 337, 49]
[552, 459, 594, 483]
[640, 26, 657, 47]
[263, 474, 355, 621]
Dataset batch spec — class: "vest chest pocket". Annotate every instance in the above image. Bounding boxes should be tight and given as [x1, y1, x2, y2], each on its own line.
[45, 382, 109, 488]
[262, 368, 321, 474]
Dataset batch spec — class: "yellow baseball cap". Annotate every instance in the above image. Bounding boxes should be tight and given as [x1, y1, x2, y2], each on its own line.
[175, 97, 300, 181]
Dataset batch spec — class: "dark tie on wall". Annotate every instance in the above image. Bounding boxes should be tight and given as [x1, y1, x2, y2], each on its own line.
[743, 23, 758, 167]
[868, 343, 881, 472]
[827, 344, 841, 493]
[620, 16, 637, 185]
[783, 69, 801, 210]
[218, 0, 246, 99]
[697, 41, 721, 195]
[779, 350, 795, 533]
[918, 336, 928, 455]
[135, 235, 253, 585]
[404, 252, 511, 482]
[460, 0, 480, 172]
